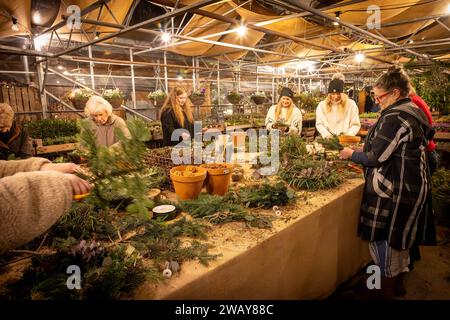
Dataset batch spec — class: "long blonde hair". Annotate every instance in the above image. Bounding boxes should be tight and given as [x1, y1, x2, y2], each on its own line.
[325, 93, 348, 114]
[160, 86, 194, 127]
[275, 98, 295, 122]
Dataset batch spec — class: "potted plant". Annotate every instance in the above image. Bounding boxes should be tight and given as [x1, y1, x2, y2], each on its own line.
[189, 88, 206, 105]
[170, 165, 207, 200]
[292, 92, 303, 105]
[250, 92, 266, 105]
[200, 163, 233, 196]
[68, 88, 92, 110]
[102, 88, 124, 108]
[147, 90, 167, 107]
[226, 90, 243, 105]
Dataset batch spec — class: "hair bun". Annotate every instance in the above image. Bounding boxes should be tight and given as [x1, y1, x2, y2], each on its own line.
[332, 72, 345, 81]
[387, 65, 403, 74]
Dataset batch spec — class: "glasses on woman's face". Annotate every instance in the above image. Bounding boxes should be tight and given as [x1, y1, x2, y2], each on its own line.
[374, 91, 392, 102]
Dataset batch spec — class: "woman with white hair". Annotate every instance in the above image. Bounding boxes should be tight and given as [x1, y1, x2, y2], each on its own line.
[315, 73, 360, 138]
[83, 95, 131, 147]
[0, 103, 32, 160]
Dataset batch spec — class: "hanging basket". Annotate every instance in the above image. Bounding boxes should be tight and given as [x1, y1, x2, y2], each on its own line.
[69, 97, 89, 110]
[227, 94, 243, 105]
[190, 95, 205, 105]
[105, 97, 124, 108]
[153, 97, 166, 108]
[251, 96, 266, 105]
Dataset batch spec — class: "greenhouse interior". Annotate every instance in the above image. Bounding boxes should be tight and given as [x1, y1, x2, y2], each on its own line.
[0, 0, 449, 302]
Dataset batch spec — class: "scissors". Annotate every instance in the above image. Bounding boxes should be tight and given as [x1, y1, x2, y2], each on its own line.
[73, 193, 90, 201]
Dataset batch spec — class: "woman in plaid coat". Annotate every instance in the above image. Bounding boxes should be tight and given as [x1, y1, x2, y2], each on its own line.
[340, 67, 434, 298]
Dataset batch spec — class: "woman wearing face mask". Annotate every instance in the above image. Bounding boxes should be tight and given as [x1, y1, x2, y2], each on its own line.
[265, 87, 302, 135]
[339, 66, 434, 299]
[316, 73, 360, 138]
[83, 95, 131, 148]
[160, 86, 195, 147]
[0, 103, 32, 160]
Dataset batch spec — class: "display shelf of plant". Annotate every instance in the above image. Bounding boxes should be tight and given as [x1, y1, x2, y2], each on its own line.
[26, 119, 80, 155]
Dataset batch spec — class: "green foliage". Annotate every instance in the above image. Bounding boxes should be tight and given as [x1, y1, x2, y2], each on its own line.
[359, 112, 379, 119]
[147, 90, 167, 100]
[180, 194, 272, 228]
[102, 88, 124, 100]
[280, 159, 342, 191]
[251, 91, 266, 98]
[26, 119, 79, 140]
[77, 118, 162, 216]
[280, 135, 308, 160]
[42, 135, 79, 146]
[411, 63, 450, 114]
[293, 93, 321, 112]
[231, 181, 295, 209]
[70, 88, 93, 99]
[278, 135, 343, 191]
[316, 136, 343, 151]
[432, 168, 450, 205]
[6, 243, 155, 300]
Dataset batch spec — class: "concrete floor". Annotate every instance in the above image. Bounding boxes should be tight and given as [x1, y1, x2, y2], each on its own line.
[329, 225, 450, 300]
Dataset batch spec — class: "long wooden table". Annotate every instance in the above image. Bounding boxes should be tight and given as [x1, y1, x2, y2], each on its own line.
[134, 179, 371, 300]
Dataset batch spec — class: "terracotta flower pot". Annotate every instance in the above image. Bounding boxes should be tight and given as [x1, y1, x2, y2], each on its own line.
[170, 165, 207, 200]
[200, 163, 233, 196]
[338, 135, 361, 145]
[231, 131, 247, 148]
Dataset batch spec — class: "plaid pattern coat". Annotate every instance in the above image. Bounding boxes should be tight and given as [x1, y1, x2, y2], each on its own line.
[358, 98, 433, 250]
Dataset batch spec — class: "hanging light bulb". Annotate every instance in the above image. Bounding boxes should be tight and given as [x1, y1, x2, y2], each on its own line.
[11, 17, 19, 32]
[236, 25, 247, 37]
[161, 31, 171, 43]
[355, 53, 365, 63]
[333, 12, 341, 26]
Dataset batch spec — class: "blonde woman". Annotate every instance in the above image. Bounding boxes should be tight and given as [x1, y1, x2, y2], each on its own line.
[160, 86, 194, 146]
[84, 95, 131, 148]
[265, 87, 302, 135]
[315, 73, 360, 138]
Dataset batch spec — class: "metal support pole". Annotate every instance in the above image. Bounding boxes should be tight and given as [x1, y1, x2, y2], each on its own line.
[130, 48, 137, 109]
[22, 56, 30, 84]
[37, 62, 48, 118]
[164, 51, 168, 93]
[192, 57, 196, 90]
[256, 59, 259, 92]
[272, 69, 275, 104]
[88, 46, 95, 90]
[217, 61, 220, 106]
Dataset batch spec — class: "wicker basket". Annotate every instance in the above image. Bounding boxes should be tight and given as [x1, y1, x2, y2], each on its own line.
[144, 147, 195, 192]
[106, 97, 124, 108]
[69, 97, 89, 110]
[251, 96, 266, 105]
[190, 96, 205, 105]
[227, 94, 243, 105]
